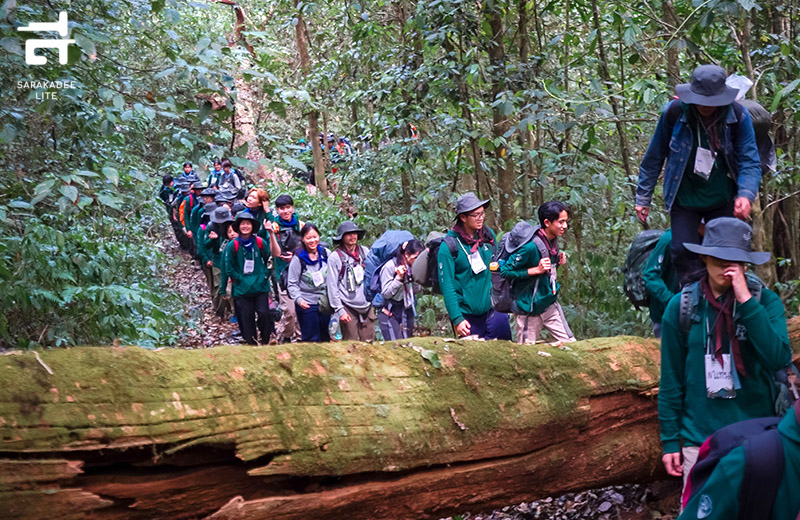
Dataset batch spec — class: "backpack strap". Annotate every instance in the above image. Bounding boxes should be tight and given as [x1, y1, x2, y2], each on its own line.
[739, 428, 785, 520]
[442, 235, 458, 259]
[234, 237, 265, 255]
[665, 99, 683, 131]
[679, 281, 701, 334]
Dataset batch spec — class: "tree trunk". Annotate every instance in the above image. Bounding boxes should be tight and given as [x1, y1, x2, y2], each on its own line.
[518, 0, 532, 219]
[485, 1, 515, 228]
[662, 0, 680, 87]
[590, 0, 635, 199]
[293, 0, 327, 193]
[2, 327, 799, 519]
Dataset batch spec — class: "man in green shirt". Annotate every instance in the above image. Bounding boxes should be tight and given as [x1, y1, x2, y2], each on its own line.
[643, 228, 680, 338]
[437, 193, 511, 340]
[658, 217, 791, 500]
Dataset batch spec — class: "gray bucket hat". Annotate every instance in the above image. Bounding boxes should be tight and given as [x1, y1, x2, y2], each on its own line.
[454, 192, 490, 217]
[200, 187, 216, 197]
[683, 217, 770, 265]
[215, 190, 234, 203]
[184, 172, 201, 185]
[504, 221, 536, 253]
[176, 179, 191, 194]
[202, 202, 218, 216]
[210, 206, 234, 224]
[232, 211, 260, 234]
[334, 220, 365, 242]
[675, 65, 738, 107]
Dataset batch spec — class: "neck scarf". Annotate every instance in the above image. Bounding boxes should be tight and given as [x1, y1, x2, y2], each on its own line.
[279, 214, 299, 228]
[238, 236, 254, 250]
[338, 245, 363, 264]
[452, 221, 493, 253]
[535, 228, 559, 257]
[691, 105, 727, 155]
[701, 275, 746, 377]
[298, 246, 326, 267]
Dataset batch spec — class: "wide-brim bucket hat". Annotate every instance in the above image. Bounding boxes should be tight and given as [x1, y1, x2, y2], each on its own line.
[200, 187, 216, 197]
[184, 173, 201, 185]
[504, 221, 536, 253]
[210, 207, 234, 224]
[675, 64, 739, 107]
[683, 217, 770, 265]
[454, 192, 490, 219]
[232, 211, 260, 234]
[202, 202, 218, 216]
[333, 221, 365, 242]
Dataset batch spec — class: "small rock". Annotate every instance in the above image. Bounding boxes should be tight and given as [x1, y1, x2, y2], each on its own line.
[598, 501, 612, 513]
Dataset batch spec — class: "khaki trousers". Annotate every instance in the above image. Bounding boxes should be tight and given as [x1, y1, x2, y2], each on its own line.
[514, 302, 575, 345]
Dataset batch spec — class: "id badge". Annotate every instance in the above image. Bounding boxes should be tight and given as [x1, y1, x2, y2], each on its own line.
[243, 258, 255, 274]
[705, 353, 735, 399]
[694, 147, 715, 180]
[468, 250, 486, 274]
[311, 269, 325, 287]
[353, 264, 365, 284]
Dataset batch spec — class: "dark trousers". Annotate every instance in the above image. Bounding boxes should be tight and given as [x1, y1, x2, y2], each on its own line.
[378, 301, 414, 340]
[461, 310, 512, 340]
[235, 293, 274, 345]
[295, 303, 331, 342]
[670, 201, 734, 286]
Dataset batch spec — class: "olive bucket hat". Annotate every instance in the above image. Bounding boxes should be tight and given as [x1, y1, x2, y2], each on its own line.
[504, 221, 536, 254]
[454, 192, 490, 219]
[683, 217, 770, 265]
[333, 221, 365, 243]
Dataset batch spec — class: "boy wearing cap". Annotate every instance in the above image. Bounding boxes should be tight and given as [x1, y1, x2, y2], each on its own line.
[635, 64, 762, 285]
[658, 217, 791, 498]
[221, 212, 274, 345]
[500, 201, 575, 345]
[438, 193, 512, 340]
[327, 221, 375, 341]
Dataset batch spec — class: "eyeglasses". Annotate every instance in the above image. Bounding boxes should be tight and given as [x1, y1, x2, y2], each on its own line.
[467, 211, 486, 220]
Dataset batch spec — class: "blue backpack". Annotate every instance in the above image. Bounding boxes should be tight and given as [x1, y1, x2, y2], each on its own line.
[364, 230, 414, 305]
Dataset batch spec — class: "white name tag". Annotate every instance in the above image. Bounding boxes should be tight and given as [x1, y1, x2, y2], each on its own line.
[353, 264, 364, 284]
[469, 250, 486, 274]
[694, 147, 715, 180]
[311, 269, 325, 287]
[705, 353, 735, 398]
[243, 258, 255, 274]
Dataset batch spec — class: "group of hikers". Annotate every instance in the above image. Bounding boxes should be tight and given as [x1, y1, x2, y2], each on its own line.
[156, 65, 799, 519]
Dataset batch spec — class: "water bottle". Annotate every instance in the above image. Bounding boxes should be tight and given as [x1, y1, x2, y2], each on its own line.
[329, 315, 342, 341]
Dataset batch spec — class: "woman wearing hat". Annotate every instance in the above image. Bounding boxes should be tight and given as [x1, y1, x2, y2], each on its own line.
[658, 217, 791, 499]
[635, 64, 762, 286]
[327, 221, 375, 341]
[204, 207, 235, 319]
[287, 223, 331, 342]
[437, 192, 512, 340]
[221, 212, 274, 345]
[378, 239, 425, 340]
[500, 201, 575, 345]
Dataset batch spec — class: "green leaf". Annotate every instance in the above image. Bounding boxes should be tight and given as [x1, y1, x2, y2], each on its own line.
[0, 123, 17, 143]
[75, 34, 97, 58]
[59, 185, 78, 203]
[198, 101, 212, 122]
[102, 166, 119, 186]
[420, 349, 442, 369]
[144, 107, 156, 119]
[8, 200, 32, 209]
[180, 137, 193, 150]
[737, 0, 756, 10]
[154, 67, 176, 79]
[284, 155, 307, 172]
[113, 95, 124, 110]
[164, 8, 180, 23]
[151, 0, 165, 12]
[97, 193, 123, 210]
[196, 38, 211, 53]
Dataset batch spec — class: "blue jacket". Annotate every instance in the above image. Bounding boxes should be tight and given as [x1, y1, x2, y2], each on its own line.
[636, 101, 761, 211]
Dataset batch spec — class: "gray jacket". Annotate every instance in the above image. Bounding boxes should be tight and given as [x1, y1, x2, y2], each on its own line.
[287, 248, 330, 305]
[327, 246, 371, 317]
[380, 258, 414, 306]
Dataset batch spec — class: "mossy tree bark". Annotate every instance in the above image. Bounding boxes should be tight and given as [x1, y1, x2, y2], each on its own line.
[2, 320, 798, 519]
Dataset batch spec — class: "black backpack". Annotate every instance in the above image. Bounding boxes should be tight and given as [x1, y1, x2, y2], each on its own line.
[490, 231, 549, 313]
[682, 401, 800, 520]
[622, 229, 664, 310]
[424, 235, 457, 294]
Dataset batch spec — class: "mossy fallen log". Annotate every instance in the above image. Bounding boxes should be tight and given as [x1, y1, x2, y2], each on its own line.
[1, 317, 798, 520]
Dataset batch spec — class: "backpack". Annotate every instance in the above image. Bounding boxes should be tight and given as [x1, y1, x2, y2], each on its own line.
[490, 230, 548, 313]
[622, 229, 665, 310]
[679, 273, 800, 416]
[233, 168, 247, 199]
[333, 246, 368, 285]
[682, 401, 800, 520]
[423, 234, 457, 294]
[364, 230, 414, 304]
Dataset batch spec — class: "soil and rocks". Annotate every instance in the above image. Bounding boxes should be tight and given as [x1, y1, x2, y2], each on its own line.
[442, 481, 681, 520]
[162, 237, 241, 348]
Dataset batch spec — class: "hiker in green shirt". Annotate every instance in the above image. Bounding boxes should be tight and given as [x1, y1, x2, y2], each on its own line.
[659, 217, 791, 499]
[500, 201, 575, 345]
[643, 228, 680, 338]
[437, 192, 511, 340]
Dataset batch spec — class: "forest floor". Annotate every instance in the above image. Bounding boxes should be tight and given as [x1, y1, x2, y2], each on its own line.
[162, 233, 241, 348]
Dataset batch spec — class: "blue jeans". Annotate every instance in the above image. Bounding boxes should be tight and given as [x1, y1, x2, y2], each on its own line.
[295, 303, 331, 342]
[460, 310, 512, 340]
